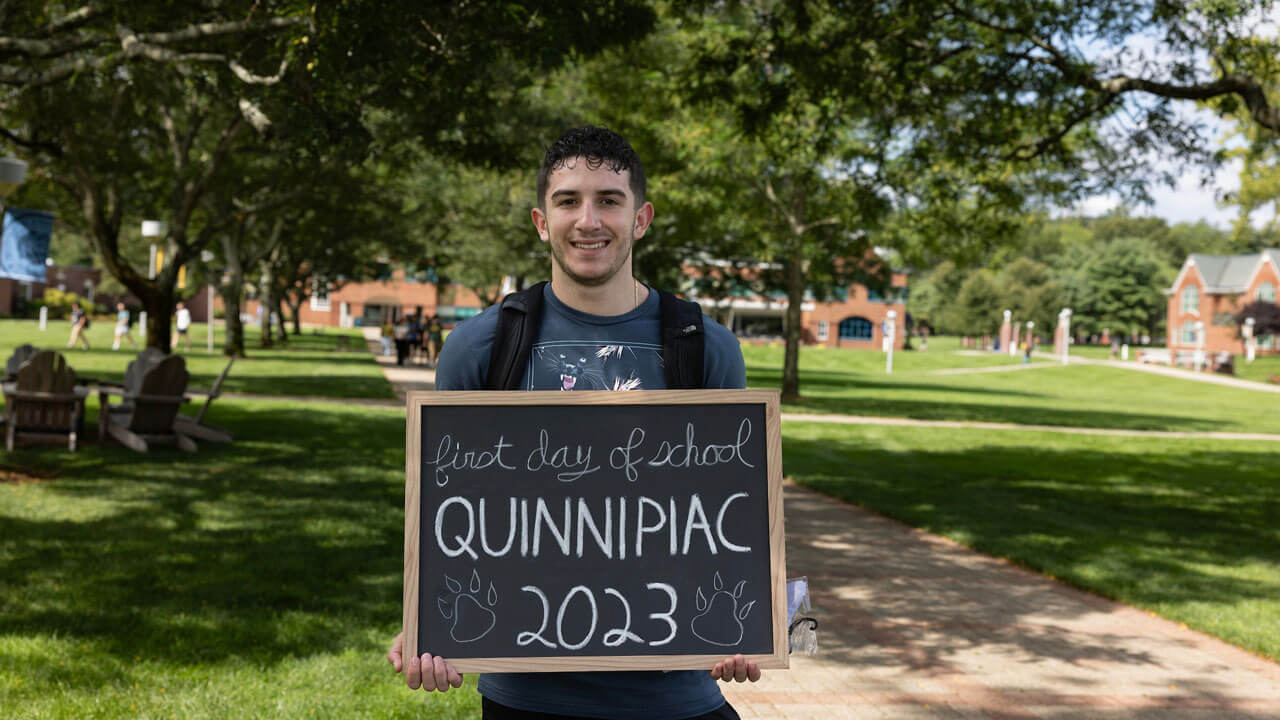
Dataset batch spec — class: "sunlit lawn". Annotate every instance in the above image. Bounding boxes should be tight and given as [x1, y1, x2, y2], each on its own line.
[1230, 354, 1280, 385]
[1, 319, 391, 400]
[743, 338, 1280, 434]
[784, 421, 1280, 662]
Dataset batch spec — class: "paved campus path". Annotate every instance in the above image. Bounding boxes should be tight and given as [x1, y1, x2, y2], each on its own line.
[365, 352, 1280, 718]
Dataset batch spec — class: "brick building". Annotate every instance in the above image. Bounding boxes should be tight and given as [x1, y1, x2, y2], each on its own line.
[0, 263, 102, 316]
[1166, 249, 1280, 356]
[688, 271, 909, 350]
[281, 263, 909, 350]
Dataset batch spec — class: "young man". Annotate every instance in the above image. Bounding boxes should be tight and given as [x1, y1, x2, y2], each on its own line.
[387, 127, 759, 719]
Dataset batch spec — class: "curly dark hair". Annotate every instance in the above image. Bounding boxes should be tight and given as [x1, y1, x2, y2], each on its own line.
[536, 126, 646, 209]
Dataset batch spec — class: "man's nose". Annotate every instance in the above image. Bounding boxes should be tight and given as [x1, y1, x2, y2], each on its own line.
[574, 202, 601, 230]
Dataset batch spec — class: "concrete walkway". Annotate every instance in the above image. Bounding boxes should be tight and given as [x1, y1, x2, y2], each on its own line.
[369, 354, 1280, 718]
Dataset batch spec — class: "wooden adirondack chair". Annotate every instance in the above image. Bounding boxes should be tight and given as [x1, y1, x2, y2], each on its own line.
[175, 356, 235, 443]
[98, 354, 196, 453]
[2, 350, 88, 451]
[4, 344, 39, 379]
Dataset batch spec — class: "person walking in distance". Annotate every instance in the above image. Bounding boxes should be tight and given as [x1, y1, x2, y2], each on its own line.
[172, 301, 192, 351]
[67, 301, 91, 350]
[112, 302, 136, 351]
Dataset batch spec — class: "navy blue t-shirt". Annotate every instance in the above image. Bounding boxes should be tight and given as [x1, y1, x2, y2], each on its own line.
[434, 283, 746, 720]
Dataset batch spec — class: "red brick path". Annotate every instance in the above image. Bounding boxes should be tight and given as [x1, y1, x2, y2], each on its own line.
[721, 484, 1280, 719]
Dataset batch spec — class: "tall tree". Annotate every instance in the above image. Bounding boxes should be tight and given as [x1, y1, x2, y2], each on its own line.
[1, 1, 657, 350]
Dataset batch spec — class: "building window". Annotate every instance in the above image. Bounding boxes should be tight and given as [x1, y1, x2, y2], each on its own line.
[1181, 284, 1199, 315]
[1258, 282, 1276, 303]
[1260, 334, 1276, 350]
[817, 320, 829, 341]
[1180, 322, 1198, 344]
[310, 280, 331, 312]
[838, 316, 873, 340]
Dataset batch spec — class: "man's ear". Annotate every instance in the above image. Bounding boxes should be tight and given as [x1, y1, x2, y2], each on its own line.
[531, 207, 549, 242]
[632, 201, 655, 239]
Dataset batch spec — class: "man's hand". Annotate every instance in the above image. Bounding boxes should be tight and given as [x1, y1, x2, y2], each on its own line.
[710, 654, 761, 683]
[387, 632, 464, 692]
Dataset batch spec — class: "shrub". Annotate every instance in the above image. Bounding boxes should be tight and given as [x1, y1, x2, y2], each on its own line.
[39, 288, 95, 319]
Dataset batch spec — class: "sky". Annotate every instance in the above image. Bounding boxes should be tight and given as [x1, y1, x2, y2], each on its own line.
[1062, 11, 1277, 230]
[1070, 151, 1244, 229]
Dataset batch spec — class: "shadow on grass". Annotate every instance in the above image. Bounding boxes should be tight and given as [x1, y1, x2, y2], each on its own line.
[781, 430, 1280, 661]
[0, 403, 407, 668]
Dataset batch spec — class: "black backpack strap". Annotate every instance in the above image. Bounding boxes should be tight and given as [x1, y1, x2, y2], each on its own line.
[658, 288, 705, 389]
[484, 281, 547, 390]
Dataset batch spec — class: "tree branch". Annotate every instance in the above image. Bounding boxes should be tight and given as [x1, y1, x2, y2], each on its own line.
[133, 16, 303, 45]
[0, 31, 99, 58]
[0, 125, 62, 157]
[46, 4, 103, 35]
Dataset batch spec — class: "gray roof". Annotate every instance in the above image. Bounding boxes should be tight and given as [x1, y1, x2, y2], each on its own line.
[1183, 249, 1280, 292]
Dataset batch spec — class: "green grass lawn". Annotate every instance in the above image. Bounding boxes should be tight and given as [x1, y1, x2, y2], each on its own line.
[3, 325, 1278, 717]
[0, 399, 475, 719]
[782, 421, 1280, 661]
[742, 340, 1280, 434]
[1, 319, 392, 400]
[1233, 353, 1280, 385]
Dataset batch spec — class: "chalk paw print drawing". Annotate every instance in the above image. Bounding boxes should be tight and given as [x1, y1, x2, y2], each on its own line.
[690, 572, 756, 646]
[438, 569, 498, 643]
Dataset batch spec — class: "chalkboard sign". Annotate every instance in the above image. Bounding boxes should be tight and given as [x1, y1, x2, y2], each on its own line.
[402, 389, 787, 673]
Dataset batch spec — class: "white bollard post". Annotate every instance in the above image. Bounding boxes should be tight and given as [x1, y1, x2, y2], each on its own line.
[1121, 343, 1129, 361]
[1058, 308, 1072, 365]
[1245, 318, 1256, 364]
[139, 311, 147, 339]
[885, 310, 897, 374]
[39, 305, 47, 330]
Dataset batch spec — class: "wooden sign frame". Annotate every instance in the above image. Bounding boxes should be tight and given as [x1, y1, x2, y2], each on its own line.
[403, 389, 787, 673]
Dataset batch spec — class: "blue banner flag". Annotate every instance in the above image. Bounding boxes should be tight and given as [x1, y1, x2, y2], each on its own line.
[0, 207, 55, 282]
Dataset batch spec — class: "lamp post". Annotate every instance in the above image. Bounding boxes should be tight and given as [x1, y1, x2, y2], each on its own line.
[140, 220, 167, 340]
[1244, 317, 1256, 364]
[885, 310, 897, 374]
[1194, 320, 1205, 372]
[1058, 308, 1072, 365]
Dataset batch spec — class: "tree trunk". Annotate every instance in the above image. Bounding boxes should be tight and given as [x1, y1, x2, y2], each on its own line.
[276, 297, 289, 343]
[781, 242, 806, 402]
[287, 295, 303, 334]
[220, 235, 247, 357]
[143, 288, 175, 353]
[259, 280, 276, 349]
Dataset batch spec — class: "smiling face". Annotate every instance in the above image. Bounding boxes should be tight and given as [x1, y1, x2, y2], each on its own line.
[532, 157, 653, 290]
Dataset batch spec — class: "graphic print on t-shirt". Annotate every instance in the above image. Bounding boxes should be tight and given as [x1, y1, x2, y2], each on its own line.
[527, 340, 664, 391]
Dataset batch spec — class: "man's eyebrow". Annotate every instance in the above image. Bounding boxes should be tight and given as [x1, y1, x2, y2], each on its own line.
[551, 188, 627, 199]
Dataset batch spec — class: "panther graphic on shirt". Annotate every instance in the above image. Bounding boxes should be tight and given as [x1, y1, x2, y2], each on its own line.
[529, 342, 663, 391]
